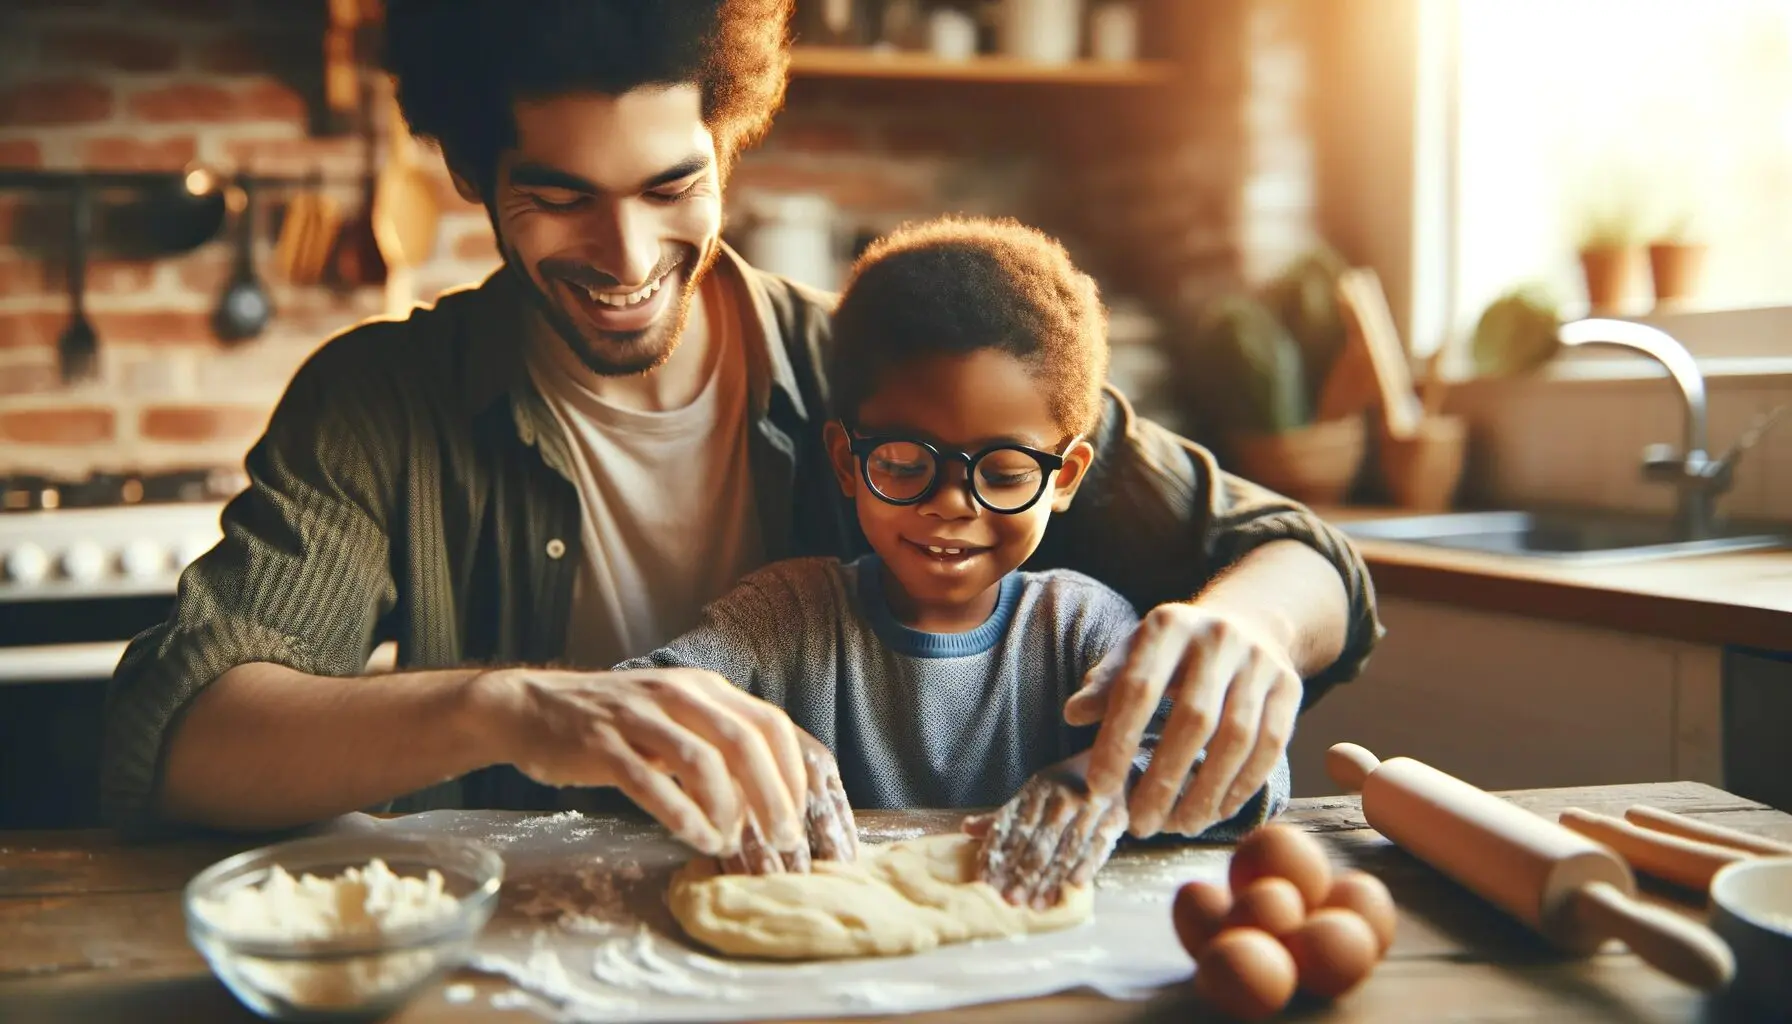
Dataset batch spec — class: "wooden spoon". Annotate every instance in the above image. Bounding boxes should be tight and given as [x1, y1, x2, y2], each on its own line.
[273, 175, 318, 284]
[1336, 268, 1423, 440]
[1420, 349, 1450, 418]
[330, 75, 387, 291]
[371, 86, 439, 318]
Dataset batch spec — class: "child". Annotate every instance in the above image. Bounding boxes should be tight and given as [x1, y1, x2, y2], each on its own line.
[618, 216, 1289, 903]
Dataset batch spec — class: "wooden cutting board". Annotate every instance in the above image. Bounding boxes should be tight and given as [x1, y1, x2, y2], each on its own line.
[1318, 268, 1423, 439]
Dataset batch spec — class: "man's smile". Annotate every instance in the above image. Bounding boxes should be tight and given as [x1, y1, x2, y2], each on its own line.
[556, 265, 680, 333]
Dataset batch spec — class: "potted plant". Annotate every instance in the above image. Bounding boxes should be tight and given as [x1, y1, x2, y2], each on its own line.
[1469, 284, 1564, 379]
[1647, 215, 1707, 308]
[1183, 289, 1365, 507]
[1576, 207, 1644, 313]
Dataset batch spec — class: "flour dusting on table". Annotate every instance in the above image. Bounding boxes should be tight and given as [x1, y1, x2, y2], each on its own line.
[362, 809, 1206, 1022]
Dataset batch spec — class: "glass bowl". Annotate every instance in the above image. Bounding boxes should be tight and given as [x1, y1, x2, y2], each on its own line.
[183, 833, 503, 1022]
[1709, 855, 1792, 1017]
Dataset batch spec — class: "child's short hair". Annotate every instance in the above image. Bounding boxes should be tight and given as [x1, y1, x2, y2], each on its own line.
[827, 216, 1109, 437]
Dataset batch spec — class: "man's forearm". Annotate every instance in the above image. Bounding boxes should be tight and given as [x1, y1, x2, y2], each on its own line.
[160, 662, 504, 831]
[1194, 539, 1349, 679]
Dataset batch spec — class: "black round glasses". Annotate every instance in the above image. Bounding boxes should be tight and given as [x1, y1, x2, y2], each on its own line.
[843, 423, 1079, 515]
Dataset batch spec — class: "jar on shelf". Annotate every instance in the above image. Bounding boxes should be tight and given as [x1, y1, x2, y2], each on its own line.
[797, 0, 877, 47]
[999, 0, 1083, 64]
[1090, 1, 1139, 62]
[736, 191, 843, 294]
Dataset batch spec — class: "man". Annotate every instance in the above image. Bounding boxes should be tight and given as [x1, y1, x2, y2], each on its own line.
[103, 0, 1382, 870]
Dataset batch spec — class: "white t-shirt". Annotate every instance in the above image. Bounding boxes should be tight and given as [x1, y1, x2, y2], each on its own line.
[524, 271, 764, 670]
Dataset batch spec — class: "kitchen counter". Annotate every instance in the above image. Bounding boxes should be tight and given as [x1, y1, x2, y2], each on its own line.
[3, 784, 1787, 1022]
[1317, 506, 1792, 651]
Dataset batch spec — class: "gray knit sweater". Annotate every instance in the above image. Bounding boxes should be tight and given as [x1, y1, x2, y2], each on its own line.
[615, 556, 1289, 838]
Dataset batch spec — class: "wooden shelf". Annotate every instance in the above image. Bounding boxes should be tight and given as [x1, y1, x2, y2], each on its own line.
[788, 45, 1176, 85]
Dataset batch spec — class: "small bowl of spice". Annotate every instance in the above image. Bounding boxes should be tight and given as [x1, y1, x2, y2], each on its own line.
[184, 833, 503, 1021]
[1709, 856, 1792, 1017]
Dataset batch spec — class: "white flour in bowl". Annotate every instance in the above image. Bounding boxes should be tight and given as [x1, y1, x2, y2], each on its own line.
[196, 858, 460, 941]
[193, 858, 464, 1010]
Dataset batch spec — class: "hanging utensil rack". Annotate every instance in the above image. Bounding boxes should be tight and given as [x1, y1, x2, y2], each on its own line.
[0, 168, 372, 194]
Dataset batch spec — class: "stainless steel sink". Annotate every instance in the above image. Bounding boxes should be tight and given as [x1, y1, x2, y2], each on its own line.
[1338, 509, 1790, 564]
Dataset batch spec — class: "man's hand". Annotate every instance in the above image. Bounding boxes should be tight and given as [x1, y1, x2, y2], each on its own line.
[965, 753, 1127, 910]
[470, 666, 808, 858]
[720, 731, 860, 875]
[1063, 603, 1302, 839]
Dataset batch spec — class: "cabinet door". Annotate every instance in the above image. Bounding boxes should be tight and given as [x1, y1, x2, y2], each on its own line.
[1724, 646, 1792, 813]
[1287, 597, 1717, 796]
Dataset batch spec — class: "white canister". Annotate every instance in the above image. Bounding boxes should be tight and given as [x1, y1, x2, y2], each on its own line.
[1090, 1, 1138, 62]
[1000, 0, 1082, 64]
[740, 192, 840, 293]
[928, 6, 979, 62]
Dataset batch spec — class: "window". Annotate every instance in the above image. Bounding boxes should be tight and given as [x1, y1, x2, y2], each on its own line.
[1447, 1, 1792, 353]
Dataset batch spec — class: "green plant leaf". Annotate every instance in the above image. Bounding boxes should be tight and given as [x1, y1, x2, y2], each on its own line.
[1470, 286, 1563, 378]
[1188, 295, 1309, 432]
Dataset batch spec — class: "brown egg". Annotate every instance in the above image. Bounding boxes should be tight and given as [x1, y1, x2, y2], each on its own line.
[1193, 926, 1298, 1022]
[1223, 876, 1307, 937]
[1284, 907, 1381, 999]
[1173, 879, 1234, 958]
[1322, 870, 1398, 955]
[1229, 823, 1334, 908]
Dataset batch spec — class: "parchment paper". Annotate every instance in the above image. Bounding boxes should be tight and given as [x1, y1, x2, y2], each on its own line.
[328, 809, 1223, 1022]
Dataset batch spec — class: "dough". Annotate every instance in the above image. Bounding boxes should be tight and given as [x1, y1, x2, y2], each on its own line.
[667, 833, 1093, 961]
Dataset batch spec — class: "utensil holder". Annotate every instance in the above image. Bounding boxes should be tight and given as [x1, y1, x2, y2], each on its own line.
[1379, 415, 1467, 511]
[1226, 416, 1366, 506]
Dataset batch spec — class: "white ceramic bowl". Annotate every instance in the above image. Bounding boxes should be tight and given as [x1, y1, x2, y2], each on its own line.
[184, 833, 503, 1022]
[1709, 855, 1792, 1018]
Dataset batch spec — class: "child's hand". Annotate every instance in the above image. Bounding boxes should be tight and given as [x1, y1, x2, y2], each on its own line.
[964, 752, 1128, 910]
[799, 731, 860, 865]
[719, 731, 859, 875]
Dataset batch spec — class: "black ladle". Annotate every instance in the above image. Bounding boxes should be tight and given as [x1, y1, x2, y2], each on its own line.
[57, 182, 98, 384]
[214, 177, 271, 344]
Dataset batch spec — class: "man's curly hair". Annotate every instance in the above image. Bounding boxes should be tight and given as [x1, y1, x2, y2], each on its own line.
[829, 217, 1110, 438]
[383, 0, 791, 195]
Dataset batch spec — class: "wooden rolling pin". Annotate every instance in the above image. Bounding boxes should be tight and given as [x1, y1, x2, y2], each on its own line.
[1626, 805, 1792, 858]
[1560, 808, 1751, 891]
[1327, 743, 1734, 991]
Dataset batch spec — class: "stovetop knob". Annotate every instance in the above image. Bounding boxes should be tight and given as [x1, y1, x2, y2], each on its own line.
[120, 539, 168, 579]
[61, 541, 106, 583]
[4, 543, 49, 584]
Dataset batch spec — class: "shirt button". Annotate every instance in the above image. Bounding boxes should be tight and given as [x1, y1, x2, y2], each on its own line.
[545, 538, 566, 559]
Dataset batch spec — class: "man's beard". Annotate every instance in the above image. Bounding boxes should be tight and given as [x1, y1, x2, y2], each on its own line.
[497, 229, 719, 377]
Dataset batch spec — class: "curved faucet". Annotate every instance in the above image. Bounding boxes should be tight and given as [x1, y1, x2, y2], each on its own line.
[1558, 319, 1720, 538]
[1560, 319, 1709, 456]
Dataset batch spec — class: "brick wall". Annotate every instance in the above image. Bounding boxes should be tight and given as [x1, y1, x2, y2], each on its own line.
[0, 0, 500, 477]
[1052, 0, 1318, 312]
[0, 0, 1299, 479]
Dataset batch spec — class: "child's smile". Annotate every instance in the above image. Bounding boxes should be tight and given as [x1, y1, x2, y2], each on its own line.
[899, 533, 994, 571]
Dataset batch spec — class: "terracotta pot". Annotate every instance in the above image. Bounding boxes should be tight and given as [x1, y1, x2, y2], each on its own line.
[1578, 245, 1642, 313]
[1648, 242, 1707, 307]
[1379, 415, 1467, 512]
[1226, 417, 1367, 506]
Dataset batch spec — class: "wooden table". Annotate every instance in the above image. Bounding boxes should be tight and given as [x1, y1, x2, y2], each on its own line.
[3, 782, 1788, 1023]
